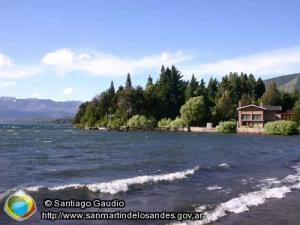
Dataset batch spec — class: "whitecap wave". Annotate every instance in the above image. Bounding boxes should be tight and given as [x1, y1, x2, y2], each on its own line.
[172, 164, 300, 225]
[218, 163, 230, 168]
[25, 166, 199, 195]
[206, 185, 223, 191]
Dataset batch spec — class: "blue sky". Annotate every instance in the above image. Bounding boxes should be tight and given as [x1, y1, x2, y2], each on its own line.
[1, 0, 300, 101]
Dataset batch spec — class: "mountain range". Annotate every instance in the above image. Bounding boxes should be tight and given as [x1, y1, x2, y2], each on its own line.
[0, 97, 81, 123]
[264, 73, 300, 92]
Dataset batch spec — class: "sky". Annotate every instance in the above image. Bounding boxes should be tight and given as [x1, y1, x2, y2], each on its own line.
[1, 0, 300, 101]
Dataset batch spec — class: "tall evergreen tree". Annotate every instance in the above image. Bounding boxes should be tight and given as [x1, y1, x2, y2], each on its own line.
[108, 81, 115, 95]
[255, 78, 265, 99]
[146, 75, 153, 90]
[125, 73, 132, 89]
[213, 90, 235, 123]
[261, 81, 280, 106]
[185, 74, 199, 101]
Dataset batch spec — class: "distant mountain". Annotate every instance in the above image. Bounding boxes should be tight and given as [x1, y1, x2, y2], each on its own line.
[264, 73, 300, 92]
[0, 97, 81, 123]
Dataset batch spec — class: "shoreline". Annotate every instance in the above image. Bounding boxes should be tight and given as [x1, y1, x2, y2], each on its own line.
[79, 126, 265, 134]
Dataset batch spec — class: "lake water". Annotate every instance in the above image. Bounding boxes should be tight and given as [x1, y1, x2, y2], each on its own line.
[1, 124, 300, 225]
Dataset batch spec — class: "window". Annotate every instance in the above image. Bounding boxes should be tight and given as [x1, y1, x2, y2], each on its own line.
[241, 114, 251, 120]
[253, 115, 262, 121]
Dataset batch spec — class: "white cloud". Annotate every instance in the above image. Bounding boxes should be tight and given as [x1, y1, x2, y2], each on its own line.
[0, 54, 13, 67]
[0, 53, 43, 80]
[63, 87, 75, 95]
[0, 80, 16, 88]
[42, 49, 190, 76]
[185, 46, 300, 79]
[42, 49, 73, 66]
[30, 92, 41, 98]
[3, 46, 300, 83]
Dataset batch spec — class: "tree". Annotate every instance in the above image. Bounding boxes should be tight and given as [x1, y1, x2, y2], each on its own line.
[185, 74, 199, 101]
[255, 78, 265, 99]
[180, 96, 206, 131]
[74, 102, 88, 125]
[293, 99, 300, 124]
[73, 65, 278, 130]
[246, 74, 256, 101]
[156, 65, 186, 119]
[280, 91, 298, 111]
[240, 93, 251, 106]
[207, 78, 218, 107]
[108, 81, 115, 95]
[213, 90, 235, 123]
[146, 75, 153, 90]
[125, 73, 132, 89]
[261, 81, 280, 106]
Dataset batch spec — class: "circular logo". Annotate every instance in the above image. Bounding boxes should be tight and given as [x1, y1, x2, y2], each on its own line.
[4, 190, 37, 221]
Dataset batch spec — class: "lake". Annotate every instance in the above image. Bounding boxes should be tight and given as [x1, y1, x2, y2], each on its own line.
[1, 124, 300, 225]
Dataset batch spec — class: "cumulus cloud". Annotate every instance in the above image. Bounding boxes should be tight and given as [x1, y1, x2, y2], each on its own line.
[63, 87, 75, 95]
[185, 46, 300, 78]
[42, 49, 190, 76]
[42, 49, 73, 66]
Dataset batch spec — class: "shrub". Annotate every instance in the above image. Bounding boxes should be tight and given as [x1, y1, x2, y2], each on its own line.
[108, 117, 125, 130]
[264, 120, 298, 135]
[293, 99, 300, 125]
[217, 121, 236, 133]
[157, 118, 172, 130]
[128, 115, 156, 129]
[180, 96, 206, 128]
[169, 117, 185, 131]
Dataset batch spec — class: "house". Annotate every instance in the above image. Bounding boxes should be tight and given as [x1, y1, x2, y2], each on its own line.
[237, 104, 293, 128]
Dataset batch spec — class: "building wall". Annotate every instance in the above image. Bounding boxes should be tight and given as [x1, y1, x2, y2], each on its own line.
[263, 111, 281, 122]
[238, 110, 264, 127]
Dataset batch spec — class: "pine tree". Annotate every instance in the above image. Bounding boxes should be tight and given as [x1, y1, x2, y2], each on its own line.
[261, 81, 279, 106]
[185, 74, 199, 101]
[146, 75, 153, 90]
[255, 78, 265, 99]
[213, 90, 235, 123]
[125, 73, 132, 89]
[108, 81, 115, 95]
[240, 93, 251, 106]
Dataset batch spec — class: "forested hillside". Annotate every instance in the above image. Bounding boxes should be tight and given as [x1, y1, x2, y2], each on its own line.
[74, 66, 300, 129]
[265, 73, 300, 92]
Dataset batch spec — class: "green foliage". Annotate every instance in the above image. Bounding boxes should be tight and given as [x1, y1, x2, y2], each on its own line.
[73, 65, 300, 131]
[128, 115, 156, 129]
[264, 120, 298, 135]
[169, 117, 185, 131]
[217, 121, 237, 133]
[261, 81, 280, 105]
[157, 118, 172, 130]
[213, 90, 235, 124]
[180, 96, 206, 127]
[156, 66, 186, 119]
[293, 99, 300, 125]
[125, 73, 132, 89]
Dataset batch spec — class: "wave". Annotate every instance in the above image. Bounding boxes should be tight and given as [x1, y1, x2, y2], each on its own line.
[206, 185, 223, 191]
[218, 163, 230, 168]
[24, 166, 199, 195]
[172, 163, 300, 225]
